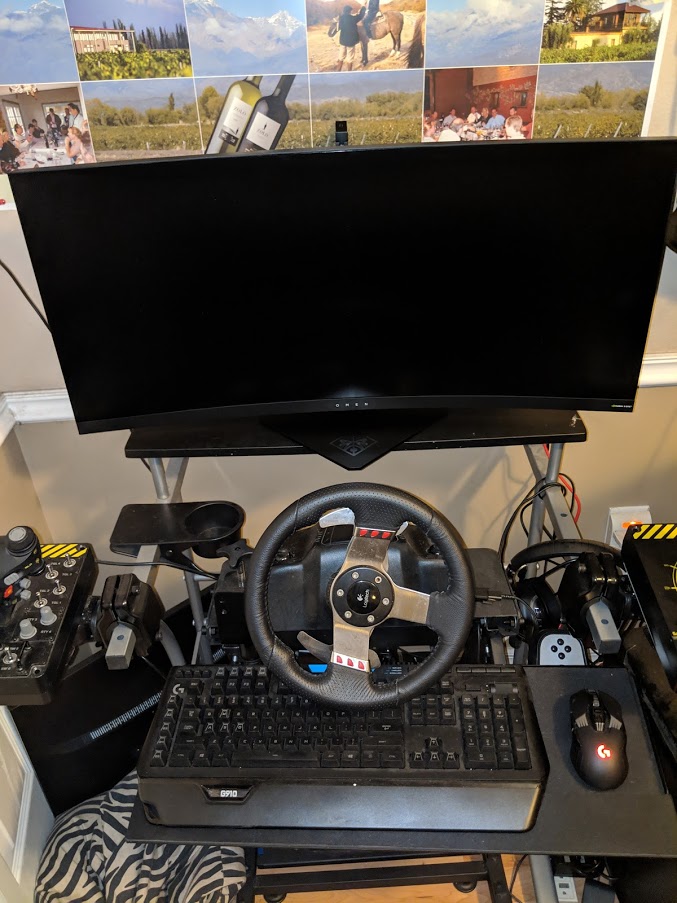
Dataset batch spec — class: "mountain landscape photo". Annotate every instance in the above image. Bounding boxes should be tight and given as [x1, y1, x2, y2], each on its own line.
[185, 0, 308, 76]
[0, 1, 77, 82]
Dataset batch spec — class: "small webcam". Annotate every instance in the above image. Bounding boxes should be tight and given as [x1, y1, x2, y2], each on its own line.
[335, 120, 348, 146]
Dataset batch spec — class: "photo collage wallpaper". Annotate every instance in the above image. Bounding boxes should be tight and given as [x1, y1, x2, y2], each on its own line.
[0, 0, 669, 186]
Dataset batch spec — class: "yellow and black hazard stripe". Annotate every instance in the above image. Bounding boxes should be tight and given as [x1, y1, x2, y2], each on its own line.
[630, 524, 677, 540]
[40, 543, 88, 559]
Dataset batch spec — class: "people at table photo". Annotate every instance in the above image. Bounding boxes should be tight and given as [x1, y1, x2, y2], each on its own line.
[421, 104, 533, 142]
[486, 107, 506, 130]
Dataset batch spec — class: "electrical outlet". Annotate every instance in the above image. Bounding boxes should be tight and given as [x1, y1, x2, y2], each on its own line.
[555, 875, 578, 901]
[605, 505, 652, 549]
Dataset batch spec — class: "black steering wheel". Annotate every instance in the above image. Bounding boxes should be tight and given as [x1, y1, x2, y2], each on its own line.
[245, 482, 475, 709]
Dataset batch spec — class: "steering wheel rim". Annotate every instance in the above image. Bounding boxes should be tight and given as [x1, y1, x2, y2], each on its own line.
[245, 482, 475, 709]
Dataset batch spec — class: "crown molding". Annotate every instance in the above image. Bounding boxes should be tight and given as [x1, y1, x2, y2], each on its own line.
[638, 353, 677, 388]
[0, 389, 73, 447]
[0, 355, 676, 449]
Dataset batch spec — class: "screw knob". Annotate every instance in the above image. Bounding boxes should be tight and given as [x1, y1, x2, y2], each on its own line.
[19, 619, 37, 640]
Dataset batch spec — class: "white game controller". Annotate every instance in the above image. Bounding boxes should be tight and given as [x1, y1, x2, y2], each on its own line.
[537, 631, 586, 665]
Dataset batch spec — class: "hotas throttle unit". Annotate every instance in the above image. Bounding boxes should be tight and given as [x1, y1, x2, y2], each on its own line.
[0, 526, 97, 704]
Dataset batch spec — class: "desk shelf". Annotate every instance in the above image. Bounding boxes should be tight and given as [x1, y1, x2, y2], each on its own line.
[125, 408, 587, 469]
[126, 666, 677, 859]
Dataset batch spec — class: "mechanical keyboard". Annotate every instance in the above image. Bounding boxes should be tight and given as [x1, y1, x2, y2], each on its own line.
[137, 662, 548, 832]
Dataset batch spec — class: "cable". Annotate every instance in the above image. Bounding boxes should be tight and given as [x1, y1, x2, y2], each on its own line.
[498, 479, 563, 567]
[0, 256, 51, 331]
[508, 853, 528, 903]
[559, 471, 580, 521]
[96, 557, 220, 579]
[543, 444, 582, 522]
[507, 540, 622, 582]
[519, 499, 556, 542]
[140, 654, 168, 681]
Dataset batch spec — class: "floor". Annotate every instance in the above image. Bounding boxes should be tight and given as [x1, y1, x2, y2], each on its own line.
[252, 854, 591, 903]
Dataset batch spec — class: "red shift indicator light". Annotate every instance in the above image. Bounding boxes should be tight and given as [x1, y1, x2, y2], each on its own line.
[597, 744, 612, 760]
[358, 529, 393, 539]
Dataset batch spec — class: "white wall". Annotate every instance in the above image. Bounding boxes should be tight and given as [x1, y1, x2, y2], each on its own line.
[11, 382, 677, 609]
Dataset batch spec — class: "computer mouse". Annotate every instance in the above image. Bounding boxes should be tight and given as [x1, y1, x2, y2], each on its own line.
[569, 688, 628, 790]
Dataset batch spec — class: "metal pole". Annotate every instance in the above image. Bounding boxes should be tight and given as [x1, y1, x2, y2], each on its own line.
[147, 457, 169, 500]
[529, 855, 558, 903]
[185, 570, 213, 665]
[525, 442, 564, 578]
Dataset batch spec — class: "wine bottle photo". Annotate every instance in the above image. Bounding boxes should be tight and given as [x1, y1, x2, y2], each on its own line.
[205, 75, 263, 155]
[237, 74, 296, 153]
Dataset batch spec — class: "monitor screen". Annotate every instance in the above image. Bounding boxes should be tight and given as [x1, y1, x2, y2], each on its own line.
[9, 137, 677, 437]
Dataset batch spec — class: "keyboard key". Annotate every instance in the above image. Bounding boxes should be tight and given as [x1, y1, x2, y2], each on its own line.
[443, 751, 460, 769]
[381, 752, 405, 767]
[233, 747, 321, 767]
[168, 750, 193, 767]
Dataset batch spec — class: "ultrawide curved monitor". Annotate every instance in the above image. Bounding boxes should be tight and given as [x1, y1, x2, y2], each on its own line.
[10, 137, 677, 435]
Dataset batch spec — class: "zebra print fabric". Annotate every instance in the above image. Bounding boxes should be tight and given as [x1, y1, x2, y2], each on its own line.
[34, 771, 247, 903]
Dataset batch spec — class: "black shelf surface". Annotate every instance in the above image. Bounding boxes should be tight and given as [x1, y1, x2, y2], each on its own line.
[125, 409, 587, 460]
[126, 666, 677, 857]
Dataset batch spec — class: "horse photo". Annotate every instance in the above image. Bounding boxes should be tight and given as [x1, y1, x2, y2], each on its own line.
[327, 9, 404, 68]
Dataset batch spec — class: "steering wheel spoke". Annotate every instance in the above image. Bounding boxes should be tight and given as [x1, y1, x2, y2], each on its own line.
[344, 525, 396, 572]
[389, 584, 430, 625]
[330, 621, 372, 674]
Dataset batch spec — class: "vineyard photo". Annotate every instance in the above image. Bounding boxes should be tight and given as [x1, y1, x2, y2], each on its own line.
[534, 61, 653, 139]
[82, 80, 202, 160]
[64, 0, 193, 81]
[309, 71, 423, 146]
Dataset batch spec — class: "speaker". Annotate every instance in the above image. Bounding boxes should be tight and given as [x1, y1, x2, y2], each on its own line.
[335, 120, 348, 146]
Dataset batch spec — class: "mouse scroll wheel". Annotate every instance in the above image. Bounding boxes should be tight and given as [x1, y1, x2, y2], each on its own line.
[592, 706, 607, 730]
